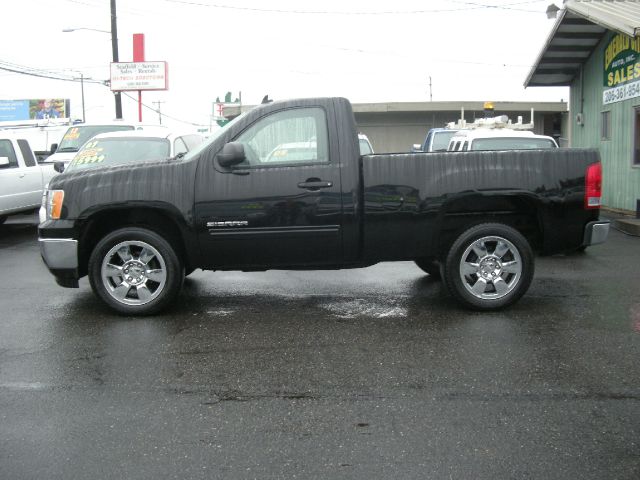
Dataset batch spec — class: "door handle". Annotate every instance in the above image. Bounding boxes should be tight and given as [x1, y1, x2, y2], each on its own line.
[297, 178, 333, 191]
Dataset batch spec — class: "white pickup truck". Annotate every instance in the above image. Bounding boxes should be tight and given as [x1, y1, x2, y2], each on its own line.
[0, 133, 57, 224]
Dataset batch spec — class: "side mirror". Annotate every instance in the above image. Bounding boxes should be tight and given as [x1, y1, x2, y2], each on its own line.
[217, 142, 246, 168]
[0, 156, 9, 168]
[54, 161, 65, 173]
[50, 143, 58, 154]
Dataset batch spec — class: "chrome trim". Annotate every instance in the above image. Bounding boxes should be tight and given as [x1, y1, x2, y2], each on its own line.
[39, 238, 78, 269]
[583, 221, 610, 246]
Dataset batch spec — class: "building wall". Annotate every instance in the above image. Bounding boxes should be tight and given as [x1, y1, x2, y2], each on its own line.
[571, 31, 640, 212]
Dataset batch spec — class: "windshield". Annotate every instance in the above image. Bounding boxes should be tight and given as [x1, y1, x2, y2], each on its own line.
[183, 111, 249, 161]
[471, 137, 557, 150]
[432, 131, 457, 151]
[65, 137, 170, 172]
[57, 125, 135, 152]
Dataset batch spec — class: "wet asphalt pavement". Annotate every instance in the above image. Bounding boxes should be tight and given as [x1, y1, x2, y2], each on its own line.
[1, 213, 639, 479]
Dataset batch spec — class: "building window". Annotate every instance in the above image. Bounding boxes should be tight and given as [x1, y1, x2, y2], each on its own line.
[601, 111, 611, 141]
[635, 107, 640, 166]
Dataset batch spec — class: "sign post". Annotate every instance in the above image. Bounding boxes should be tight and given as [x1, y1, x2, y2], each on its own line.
[110, 34, 168, 123]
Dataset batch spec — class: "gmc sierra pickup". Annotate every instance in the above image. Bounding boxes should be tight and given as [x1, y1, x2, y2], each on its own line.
[39, 97, 609, 315]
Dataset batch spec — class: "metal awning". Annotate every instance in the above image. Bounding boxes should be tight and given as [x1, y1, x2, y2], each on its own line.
[525, 0, 640, 87]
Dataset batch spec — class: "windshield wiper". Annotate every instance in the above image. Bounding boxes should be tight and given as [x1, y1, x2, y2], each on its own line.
[56, 147, 79, 152]
[169, 152, 186, 161]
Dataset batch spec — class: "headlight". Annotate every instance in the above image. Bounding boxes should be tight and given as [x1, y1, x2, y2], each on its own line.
[44, 189, 65, 220]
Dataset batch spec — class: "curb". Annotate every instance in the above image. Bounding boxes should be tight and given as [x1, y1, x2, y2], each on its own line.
[613, 218, 640, 237]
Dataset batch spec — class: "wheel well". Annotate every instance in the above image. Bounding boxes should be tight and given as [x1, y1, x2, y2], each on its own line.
[435, 197, 542, 259]
[78, 208, 190, 276]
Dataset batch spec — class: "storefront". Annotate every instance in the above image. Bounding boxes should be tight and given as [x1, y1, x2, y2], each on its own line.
[526, 0, 640, 213]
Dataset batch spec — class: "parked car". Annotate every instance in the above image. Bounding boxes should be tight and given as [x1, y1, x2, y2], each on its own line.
[43, 122, 170, 169]
[412, 128, 459, 152]
[447, 129, 558, 152]
[39, 97, 608, 315]
[0, 133, 56, 224]
[62, 129, 204, 173]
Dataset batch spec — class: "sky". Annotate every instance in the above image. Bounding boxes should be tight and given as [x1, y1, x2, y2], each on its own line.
[0, 0, 569, 131]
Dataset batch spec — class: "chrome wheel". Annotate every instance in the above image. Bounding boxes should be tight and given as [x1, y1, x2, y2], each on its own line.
[459, 235, 522, 301]
[100, 240, 167, 306]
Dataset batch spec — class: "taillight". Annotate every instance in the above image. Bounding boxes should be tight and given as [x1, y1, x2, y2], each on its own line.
[584, 162, 602, 209]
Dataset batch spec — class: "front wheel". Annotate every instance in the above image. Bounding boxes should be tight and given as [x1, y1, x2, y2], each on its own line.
[443, 223, 534, 310]
[88, 227, 184, 315]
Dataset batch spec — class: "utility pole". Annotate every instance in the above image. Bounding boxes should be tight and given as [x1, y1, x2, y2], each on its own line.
[80, 73, 85, 122]
[152, 101, 165, 124]
[110, 0, 122, 119]
[429, 76, 433, 102]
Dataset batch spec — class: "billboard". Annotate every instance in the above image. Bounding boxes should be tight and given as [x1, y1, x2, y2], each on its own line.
[110, 62, 168, 91]
[0, 99, 69, 121]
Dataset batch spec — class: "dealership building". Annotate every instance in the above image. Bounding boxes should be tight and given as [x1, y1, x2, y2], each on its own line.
[526, 0, 640, 214]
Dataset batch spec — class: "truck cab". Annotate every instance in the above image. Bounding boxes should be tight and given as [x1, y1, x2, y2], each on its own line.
[0, 133, 56, 223]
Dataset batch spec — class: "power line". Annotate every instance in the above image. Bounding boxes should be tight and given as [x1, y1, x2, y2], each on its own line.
[156, 0, 546, 15]
[121, 92, 208, 127]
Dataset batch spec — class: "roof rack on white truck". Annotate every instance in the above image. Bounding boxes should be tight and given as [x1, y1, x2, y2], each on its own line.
[447, 106, 535, 131]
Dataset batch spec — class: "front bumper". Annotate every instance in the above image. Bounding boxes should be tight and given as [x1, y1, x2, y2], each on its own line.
[583, 220, 610, 246]
[39, 238, 79, 288]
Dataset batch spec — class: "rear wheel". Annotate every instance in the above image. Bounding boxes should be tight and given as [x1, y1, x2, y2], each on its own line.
[443, 223, 534, 310]
[88, 227, 184, 315]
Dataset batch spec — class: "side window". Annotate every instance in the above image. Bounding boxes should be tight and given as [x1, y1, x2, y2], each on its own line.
[601, 111, 611, 141]
[234, 107, 328, 166]
[174, 137, 188, 156]
[461, 141, 469, 151]
[0, 140, 18, 168]
[17, 140, 36, 167]
[454, 141, 462, 151]
[424, 132, 432, 150]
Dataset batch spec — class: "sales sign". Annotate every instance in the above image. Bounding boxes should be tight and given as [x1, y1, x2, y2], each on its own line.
[110, 61, 168, 91]
[603, 33, 640, 105]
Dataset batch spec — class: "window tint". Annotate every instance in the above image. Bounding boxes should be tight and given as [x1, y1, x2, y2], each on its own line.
[470, 137, 556, 150]
[454, 141, 462, 151]
[235, 107, 328, 166]
[17, 139, 36, 167]
[0, 140, 18, 168]
[461, 141, 468, 151]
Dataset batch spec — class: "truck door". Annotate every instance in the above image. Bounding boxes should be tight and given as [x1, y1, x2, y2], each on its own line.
[195, 106, 343, 268]
[0, 139, 42, 214]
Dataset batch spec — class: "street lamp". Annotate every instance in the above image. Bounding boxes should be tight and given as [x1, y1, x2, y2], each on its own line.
[62, 2, 122, 118]
[62, 27, 110, 34]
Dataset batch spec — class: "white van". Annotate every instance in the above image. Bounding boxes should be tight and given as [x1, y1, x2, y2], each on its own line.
[43, 122, 168, 168]
[447, 129, 558, 152]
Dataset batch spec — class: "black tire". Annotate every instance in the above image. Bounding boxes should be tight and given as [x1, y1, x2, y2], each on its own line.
[88, 227, 184, 315]
[443, 223, 534, 310]
[0, 215, 7, 225]
[414, 258, 442, 280]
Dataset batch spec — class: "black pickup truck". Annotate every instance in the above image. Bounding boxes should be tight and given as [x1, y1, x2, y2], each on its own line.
[39, 97, 609, 315]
